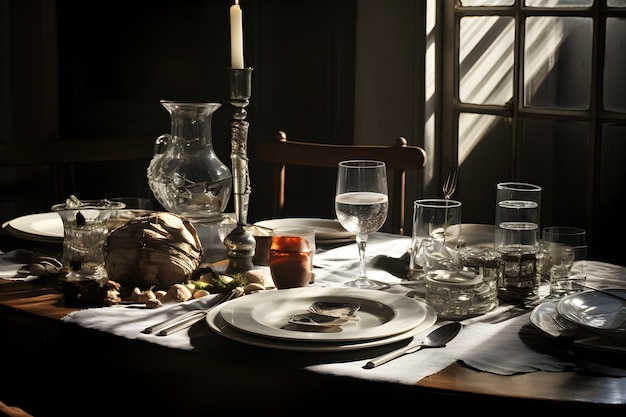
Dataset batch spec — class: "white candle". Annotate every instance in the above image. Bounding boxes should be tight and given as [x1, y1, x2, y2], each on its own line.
[230, 0, 244, 69]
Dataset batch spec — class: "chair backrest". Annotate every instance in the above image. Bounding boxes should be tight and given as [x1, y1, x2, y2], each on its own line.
[256, 131, 427, 235]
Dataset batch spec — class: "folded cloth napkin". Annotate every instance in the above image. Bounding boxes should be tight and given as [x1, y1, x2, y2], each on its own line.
[0, 249, 39, 282]
[61, 293, 226, 351]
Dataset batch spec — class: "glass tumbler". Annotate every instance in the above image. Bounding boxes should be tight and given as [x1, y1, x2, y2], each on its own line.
[52, 197, 125, 281]
[408, 199, 462, 280]
[494, 182, 541, 302]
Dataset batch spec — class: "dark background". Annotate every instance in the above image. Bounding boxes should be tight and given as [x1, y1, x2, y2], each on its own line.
[2, 0, 357, 227]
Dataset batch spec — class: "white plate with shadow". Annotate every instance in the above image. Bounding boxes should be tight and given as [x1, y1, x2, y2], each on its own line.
[254, 218, 355, 242]
[207, 300, 437, 352]
[217, 287, 430, 342]
[3, 212, 63, 243]
[530, 301, 626, 353]
[447, 223, 495, 247]
[556, 289, 626, 338]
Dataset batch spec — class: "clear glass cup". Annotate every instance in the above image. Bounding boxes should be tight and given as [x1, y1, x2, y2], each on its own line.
[494, 182, 542, 303]
[408, 198, 462, 281]
[494, 182, 541, 249]
[52, 196, 125, 281]
[542, 226, 587, 298]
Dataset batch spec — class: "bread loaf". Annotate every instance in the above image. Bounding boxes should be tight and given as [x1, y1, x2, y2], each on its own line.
[105, 212, 202, 290]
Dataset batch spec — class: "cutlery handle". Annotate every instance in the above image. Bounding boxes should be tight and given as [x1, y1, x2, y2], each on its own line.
[158, 313, 206, 336]
[142, 292, 228, 334]
[364, 344, 422, 369]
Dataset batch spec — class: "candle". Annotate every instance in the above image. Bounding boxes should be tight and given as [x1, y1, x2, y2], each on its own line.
[230, 0, 244, 69]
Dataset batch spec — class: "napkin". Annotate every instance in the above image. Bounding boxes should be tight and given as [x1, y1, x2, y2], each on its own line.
[0, 249, 39, 281]
[61, 294, 226, 351]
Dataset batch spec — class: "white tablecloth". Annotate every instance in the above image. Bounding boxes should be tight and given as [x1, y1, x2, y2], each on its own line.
[4, 232, 625, 385]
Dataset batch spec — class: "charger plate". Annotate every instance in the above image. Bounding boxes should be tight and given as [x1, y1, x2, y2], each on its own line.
[218, 287, 429, 342]
[207, 300, 437, 352]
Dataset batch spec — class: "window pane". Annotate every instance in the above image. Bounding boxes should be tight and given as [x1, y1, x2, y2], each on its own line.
[457, 113, 511, 225]
[459, 0, 514, 5]
[459, 16, 514, 105]
[524, 17, 592, 110]
[598, 124, 626, 262]
[608, 0, 626, 7]
[604, 18, 626, 112]
[522, 119, 588, 228]
[525, 0, 592, 7]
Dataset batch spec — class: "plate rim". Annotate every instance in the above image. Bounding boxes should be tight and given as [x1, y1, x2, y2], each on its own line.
[530, 301, 626, 353]
[254, 218, 355, 240]
[555, 289, 626, 334]
[206, 300, 437, 352]
[218, 287, 429, 342]
[3, 212, 64, 243]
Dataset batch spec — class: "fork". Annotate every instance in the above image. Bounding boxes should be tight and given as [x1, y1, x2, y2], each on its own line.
[443, 168, 458, 200]
[442, 168, 458, 236]
[143, 287, 244, 336]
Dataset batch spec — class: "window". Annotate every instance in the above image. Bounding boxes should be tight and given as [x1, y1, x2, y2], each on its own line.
[426, 0, 626, 263]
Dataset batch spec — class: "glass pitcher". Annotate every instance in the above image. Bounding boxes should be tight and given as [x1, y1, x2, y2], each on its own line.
[147, 100, 232, 222]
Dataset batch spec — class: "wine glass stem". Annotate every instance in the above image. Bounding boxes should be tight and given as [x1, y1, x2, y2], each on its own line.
[356, 234, 368, 279]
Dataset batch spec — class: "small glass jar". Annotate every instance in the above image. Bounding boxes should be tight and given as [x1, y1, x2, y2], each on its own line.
[268, 235, 312, 289]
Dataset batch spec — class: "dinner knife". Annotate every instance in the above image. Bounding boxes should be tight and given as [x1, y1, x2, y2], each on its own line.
[142, 291, 228, 334]
[363, 322, 462, 369]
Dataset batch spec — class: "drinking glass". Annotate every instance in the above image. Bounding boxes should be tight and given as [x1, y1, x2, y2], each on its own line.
[542, 226, 587, 298]
[335, 160, 389, 289]
[408, 199, 462, 280]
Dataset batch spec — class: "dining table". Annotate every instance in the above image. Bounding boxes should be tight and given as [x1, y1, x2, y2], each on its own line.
[1, 221, 625, 416]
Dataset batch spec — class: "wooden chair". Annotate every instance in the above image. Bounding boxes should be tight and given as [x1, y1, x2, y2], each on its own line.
[256, 131, 427, 235]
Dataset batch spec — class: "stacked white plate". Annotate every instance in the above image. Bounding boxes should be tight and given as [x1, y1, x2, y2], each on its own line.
[206, 287, 437, 351]
[530, 289, 626, 354]
[254, 218, 355, 245]
[2, 212, 64, 244]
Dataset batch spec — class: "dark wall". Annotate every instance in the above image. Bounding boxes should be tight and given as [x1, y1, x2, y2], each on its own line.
[53, 0, 356, 223]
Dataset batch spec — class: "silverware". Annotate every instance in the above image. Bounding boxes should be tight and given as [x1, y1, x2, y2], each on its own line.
[142, 288, 243, 335]
[442, 168, 458, 200]
[158, 287, 245, 336]
[363, 322, 462, 369]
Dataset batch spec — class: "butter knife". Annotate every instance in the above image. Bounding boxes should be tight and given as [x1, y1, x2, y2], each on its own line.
[142, 291, 229, 334]
[364, 322, 462, 369]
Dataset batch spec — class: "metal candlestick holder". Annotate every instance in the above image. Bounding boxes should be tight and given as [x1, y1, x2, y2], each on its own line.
[223, 67, 256, 274]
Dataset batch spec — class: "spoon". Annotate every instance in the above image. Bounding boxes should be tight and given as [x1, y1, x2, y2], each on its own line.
[363, 322, 462, 369]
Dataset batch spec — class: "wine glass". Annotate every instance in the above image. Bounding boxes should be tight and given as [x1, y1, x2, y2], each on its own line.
[335, 160, 389, 289]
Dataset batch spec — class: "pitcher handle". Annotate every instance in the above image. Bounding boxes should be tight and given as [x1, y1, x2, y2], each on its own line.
[154, 134, 170, 155]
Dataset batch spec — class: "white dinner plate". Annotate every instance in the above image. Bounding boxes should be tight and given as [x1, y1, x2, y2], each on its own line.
[530, 301, 626, 353]
[254, 218, 355, 242]
[2, 212, 64, 243]
[207, 300, 437, 352]
[447, 223, 495, 247]
[218, 287, 429, 342]
[556, 289, 626, 338]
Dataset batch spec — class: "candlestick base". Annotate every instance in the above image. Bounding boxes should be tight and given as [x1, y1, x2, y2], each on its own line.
[224, 67, 255, 273]
[223, 225, 256, 274]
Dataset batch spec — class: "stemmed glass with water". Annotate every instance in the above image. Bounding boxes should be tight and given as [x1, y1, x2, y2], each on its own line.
[335, 160, 389, 289]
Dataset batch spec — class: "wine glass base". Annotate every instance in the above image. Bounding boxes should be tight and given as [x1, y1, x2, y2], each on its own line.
[344, 279, 390, 290]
